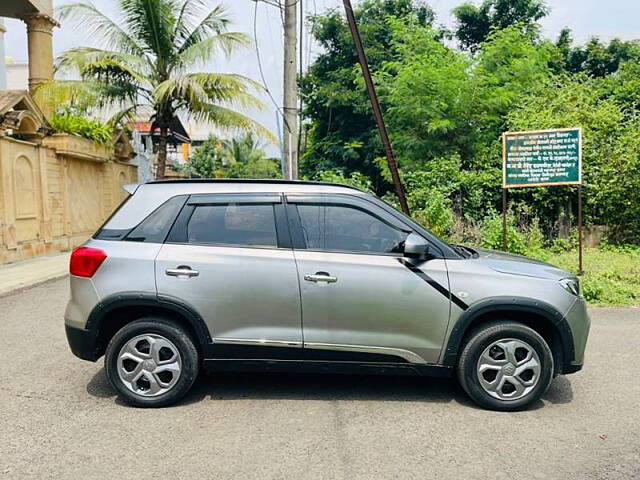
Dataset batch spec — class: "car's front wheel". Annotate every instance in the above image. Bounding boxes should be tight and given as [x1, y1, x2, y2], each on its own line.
[105, 318, 199, 408]
[457, 321, 554, 411]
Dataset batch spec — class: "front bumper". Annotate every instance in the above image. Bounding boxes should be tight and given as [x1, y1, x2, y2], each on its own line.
[65, 324, 100, 362]
[562, 296, 590, 373]
[563, 363, 583, 374]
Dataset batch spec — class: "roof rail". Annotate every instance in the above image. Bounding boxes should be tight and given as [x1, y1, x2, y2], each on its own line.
[146, 178, 365, 192]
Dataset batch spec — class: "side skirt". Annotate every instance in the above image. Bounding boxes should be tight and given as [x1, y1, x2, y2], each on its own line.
[202, 359, 453, 378]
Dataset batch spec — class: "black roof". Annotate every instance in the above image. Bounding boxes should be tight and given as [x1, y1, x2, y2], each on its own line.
[147, 178, 364, 191]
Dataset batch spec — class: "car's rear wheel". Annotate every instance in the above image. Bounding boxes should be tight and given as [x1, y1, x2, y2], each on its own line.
[457, 321, 554, 411]
[105, 318, 199, 408]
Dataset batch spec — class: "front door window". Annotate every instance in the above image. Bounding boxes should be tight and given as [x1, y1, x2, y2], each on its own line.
[296, 204, 409, 254]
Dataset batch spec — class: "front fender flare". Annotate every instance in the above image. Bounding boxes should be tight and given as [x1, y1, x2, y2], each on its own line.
[441, 296, 575, 369]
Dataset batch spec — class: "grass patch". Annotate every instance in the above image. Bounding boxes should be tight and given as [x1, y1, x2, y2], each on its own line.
[531, 246, 640, 307]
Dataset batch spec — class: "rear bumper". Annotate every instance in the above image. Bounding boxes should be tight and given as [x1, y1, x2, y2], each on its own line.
[65, 324, 100, 362]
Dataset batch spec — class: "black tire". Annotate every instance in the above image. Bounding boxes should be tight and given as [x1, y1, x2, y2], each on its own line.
[457, 321, 554, 411]
[105, 317, 199, 408]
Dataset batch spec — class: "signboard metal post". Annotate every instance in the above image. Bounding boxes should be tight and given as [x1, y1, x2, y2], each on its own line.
[502, 128, 583, 274]
[578, 185, 583, 275]
[502, 133, 507, 251]
[502, 187, 507, 251]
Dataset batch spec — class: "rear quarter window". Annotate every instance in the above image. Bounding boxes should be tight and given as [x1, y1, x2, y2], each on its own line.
[93, 193, 134, 241]
[124, 195, 188, 243]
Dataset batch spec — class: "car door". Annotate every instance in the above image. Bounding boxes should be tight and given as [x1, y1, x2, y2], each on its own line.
[155, 193, 303, 359]
[286, 194, 451, 365]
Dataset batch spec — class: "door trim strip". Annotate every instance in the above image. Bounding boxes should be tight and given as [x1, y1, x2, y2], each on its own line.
[304, 342, 427, 364]
[213, 338, 302, 348]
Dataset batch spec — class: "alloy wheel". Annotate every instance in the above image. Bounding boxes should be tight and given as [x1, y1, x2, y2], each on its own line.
[117, 334, 182, 397]
[476, 338, 541, 401]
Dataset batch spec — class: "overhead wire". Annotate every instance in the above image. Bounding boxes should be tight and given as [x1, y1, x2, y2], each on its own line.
[253, 0, 315, 159]
[252, 0, 292, 133]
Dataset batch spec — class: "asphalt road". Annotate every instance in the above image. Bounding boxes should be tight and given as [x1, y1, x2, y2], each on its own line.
[1, 279, 639, 480]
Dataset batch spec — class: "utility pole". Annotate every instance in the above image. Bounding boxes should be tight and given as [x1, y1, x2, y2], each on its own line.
[283, 0, 299, 180]
[342, 0, 410, 215]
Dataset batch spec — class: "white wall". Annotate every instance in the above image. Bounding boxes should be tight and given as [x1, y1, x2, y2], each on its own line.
[0, 19, 6, 90]
[6, 61, 28, 90]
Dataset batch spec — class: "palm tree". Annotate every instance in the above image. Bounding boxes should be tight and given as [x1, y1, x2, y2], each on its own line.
[47, 0, 271, 179]
[222, 134, 267, 165]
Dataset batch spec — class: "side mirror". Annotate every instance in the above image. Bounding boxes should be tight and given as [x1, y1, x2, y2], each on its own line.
[404, 232, 430, 259]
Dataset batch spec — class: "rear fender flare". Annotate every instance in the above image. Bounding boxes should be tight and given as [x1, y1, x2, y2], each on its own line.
[86, 292, 211, 352]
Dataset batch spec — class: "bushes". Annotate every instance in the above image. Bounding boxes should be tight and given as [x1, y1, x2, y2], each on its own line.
[312, 170, 374, 193]
[507, 74, 640, 238]
[411, 192, 454, 238]
[49, 114, 113, 145]
[532, 246, 640, 306]
[479, 212, 527, 254]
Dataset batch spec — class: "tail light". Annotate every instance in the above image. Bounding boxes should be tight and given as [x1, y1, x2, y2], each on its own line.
[70, 247, 107, 278]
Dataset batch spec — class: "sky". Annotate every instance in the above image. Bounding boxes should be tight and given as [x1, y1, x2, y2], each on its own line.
[3, 0, 640, 152]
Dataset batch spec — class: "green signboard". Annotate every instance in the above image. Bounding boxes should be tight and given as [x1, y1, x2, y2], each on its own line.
[503, 128, 582, 188]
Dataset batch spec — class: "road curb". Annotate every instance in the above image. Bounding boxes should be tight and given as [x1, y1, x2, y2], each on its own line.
[0, 273, 69, 299]
[0, 253, 70, 298]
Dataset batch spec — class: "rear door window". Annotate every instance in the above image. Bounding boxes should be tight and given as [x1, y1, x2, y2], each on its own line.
[187, 203, 278, 248]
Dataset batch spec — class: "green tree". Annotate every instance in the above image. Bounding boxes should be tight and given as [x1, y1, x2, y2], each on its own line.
[183, 134, 281, 179]
[46, 0, 271, 179]
[300, 0, 434, 190]
[378, 23, 554, 219]
[311, 170, 374, 193]
[223, 134, 268, 165]
[222, 134, 281, 179]
[507, 75, 640, 238]
[555, 32, 640, 77]
[185, 136, 227, 178]
[300, 0, 640, 243]
[453, 0, 548, 52]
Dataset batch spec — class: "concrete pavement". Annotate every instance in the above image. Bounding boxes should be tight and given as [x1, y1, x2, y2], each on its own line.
[0, 279, 639, 479]
[0, 252, 69, 297]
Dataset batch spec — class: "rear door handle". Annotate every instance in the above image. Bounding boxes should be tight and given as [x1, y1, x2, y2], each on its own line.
[166, 266, 199, 278]
[304, 272, 338, 283]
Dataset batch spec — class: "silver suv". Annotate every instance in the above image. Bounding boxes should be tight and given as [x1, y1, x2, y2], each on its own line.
[65, 180, 590, 410]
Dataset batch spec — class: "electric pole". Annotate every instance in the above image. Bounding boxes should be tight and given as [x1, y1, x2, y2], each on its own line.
[283, 0, 299, 180]
[343, 0, 410, 215]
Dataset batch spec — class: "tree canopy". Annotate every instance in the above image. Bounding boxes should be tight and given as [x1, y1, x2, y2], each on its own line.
[182, 134, 281, 179]
[452, 0, 548, 52]
[300, 0, 640, 242]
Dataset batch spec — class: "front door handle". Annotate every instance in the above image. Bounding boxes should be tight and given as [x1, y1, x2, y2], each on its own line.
[166, 266, 199, 278]
[304, 272, 338, 283]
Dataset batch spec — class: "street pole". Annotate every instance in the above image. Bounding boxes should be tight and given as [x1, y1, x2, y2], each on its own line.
[283, 0, 299, 180]
[342, 0, 410, 215]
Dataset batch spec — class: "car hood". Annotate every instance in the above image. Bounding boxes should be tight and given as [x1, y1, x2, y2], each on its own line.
[471, 247, 572, 280]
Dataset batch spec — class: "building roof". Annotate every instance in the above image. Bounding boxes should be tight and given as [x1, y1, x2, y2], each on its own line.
[0, 0, 53, 18]
[0, 89, 48, 137]
[127, 116, 190, 144]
